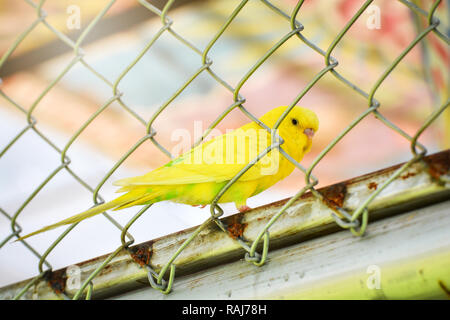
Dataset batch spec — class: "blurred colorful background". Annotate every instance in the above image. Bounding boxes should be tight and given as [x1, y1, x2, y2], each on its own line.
[0, 0, 448, 287]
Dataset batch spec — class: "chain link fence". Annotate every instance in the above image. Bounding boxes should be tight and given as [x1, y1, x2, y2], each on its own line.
[0, 0, 449, 299]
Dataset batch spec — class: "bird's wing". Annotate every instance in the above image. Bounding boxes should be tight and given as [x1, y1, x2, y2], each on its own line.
[114, 129, 280, 186]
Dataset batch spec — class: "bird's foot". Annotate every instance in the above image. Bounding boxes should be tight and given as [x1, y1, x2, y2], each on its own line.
[238, 205, 252, 213]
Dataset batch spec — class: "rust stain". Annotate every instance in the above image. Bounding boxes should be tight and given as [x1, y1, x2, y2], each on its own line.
[129, 243, 153, 267]
[45, 268, 67, 294]
[424, 151, 450, 181]
[401, 172, 416, 179]
[438, 280, 450, 298]
[320, 182, 347, 209]
[225, 213, 248, 240]
[100, 264, 112, 275]
[368, 182, 378, 190]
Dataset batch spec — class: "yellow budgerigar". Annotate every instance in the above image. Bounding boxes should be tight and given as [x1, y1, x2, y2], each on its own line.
[18, 106, 318, 240]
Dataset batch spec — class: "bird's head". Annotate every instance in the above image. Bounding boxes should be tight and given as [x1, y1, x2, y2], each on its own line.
[260, 105, 319, 159]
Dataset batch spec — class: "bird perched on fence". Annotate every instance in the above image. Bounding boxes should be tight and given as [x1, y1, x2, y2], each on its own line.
[17, 106, 318, 240]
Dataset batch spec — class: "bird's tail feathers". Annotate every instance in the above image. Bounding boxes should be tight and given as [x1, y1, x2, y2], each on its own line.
[16, 187, 162, 241]
[113, 190, 163, 210]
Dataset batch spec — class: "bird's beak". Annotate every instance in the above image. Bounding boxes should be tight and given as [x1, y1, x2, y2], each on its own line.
[304, 128, 315, 139]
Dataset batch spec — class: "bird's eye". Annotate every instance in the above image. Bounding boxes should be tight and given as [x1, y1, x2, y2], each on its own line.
[291, 118, 298, 125]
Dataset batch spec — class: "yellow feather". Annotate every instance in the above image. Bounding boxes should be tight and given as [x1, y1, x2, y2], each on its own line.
[17, 106, 318, 241]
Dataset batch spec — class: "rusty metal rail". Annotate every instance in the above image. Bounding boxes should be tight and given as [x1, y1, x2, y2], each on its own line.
[116, 200, 450, 299]
[1, 150, 448, 299]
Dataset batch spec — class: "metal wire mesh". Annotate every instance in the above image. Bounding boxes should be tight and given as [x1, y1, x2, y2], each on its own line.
[0, 0, 448, 299]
